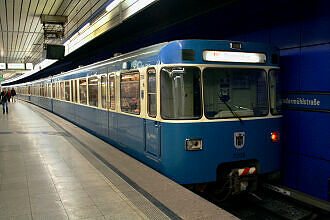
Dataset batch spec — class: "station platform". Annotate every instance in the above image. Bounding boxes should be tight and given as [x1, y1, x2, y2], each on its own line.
[0, 100, 237, 220]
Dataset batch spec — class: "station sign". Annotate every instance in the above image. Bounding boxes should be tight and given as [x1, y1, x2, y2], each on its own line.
[282, 92, 330, 113]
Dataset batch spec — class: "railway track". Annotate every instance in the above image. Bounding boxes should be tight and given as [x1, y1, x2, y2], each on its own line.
[198, 184, 329, 219]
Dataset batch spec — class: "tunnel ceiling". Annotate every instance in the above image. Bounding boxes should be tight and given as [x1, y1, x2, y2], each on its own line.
[6, 0, 326, 85]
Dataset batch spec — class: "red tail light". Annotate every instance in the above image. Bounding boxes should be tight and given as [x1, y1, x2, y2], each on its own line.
[271, 132, 280, 142]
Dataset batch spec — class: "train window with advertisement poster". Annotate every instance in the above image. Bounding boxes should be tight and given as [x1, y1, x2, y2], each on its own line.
[109, 75, 115, 110]
[120, 72, 140, 114]
[161, 67, 202, 119]
[269, 69, 282, 115]
[88, 76, 98, 107]
[101, 75, 107, 109]
[147, 68, 157, 117]
[79, 78, 87, 104]
[65, 81, 70, 101]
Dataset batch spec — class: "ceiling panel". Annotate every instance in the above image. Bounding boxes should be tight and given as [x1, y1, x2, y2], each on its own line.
[1, 0, 152, 82]
[18, 1, 30, 32]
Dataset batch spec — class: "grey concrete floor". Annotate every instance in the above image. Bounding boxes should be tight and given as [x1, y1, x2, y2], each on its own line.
[0, 100, 237, 220]
[0, 101, 151, 219]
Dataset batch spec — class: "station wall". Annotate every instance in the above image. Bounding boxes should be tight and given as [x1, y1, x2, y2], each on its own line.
[228, 2, 330, 201]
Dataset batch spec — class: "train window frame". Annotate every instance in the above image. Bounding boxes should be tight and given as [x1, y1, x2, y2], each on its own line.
[52, 83, 55, 99]
[109, 74, 116, 110]
[269, 69, 282, 115]
[44, 84, 47, 97]
[65, 81, 70, 101]
[48, 83, 51, 98]
[60, 81, 65, 100]
[88, 76, 99, 107]
[101, 75, 107, 109]
[56, 82, 60, 99]
[147, 68, 157, 118]
[160, 66, 202, 120]
[120, 71, 140, 115]
[70, 80, 74, 102]
[79, 78, 87, 105]
[75, 79, 79, 103]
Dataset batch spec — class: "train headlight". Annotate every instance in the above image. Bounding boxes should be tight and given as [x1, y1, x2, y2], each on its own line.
[271, 132, 280, 142]
[185, 139, 203, 151]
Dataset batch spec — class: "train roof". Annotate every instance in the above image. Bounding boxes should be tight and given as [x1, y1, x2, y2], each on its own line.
[21, 39, 279, 84]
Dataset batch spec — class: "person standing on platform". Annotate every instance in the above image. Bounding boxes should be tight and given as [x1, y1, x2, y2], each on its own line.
[7, 89, 11, 102]
[1, 88, 10, 114]
[11, 88, 16, 102]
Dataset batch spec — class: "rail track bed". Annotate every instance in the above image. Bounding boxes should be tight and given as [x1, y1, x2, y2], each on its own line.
[198, 186, 329, 219]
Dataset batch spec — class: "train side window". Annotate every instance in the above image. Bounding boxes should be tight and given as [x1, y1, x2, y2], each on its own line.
[79, 78, 87, 105]
[109, 75, 115, 110]
[70, 80, 74, 102]
[52, 83, 55, 99]
[57, 83, 59, 99]
[65, 81, 70, 101]
[55, 83, 57, 98]
[58, 82, 60, 99]
[75, 80, 78, 103]
[44, 84, 47, 97]
[60, 82, 65, 100]
[88, 76, 98, 107]
[120, 72, 140, 114]
[101, 75, 107, 109]
[48, 84, 51, 98]
[147, 68, 157, 117]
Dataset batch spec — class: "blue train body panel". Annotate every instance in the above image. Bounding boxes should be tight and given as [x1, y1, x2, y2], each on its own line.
[39, 97, 52, 111]
[159, 118, 282, 184]
[12, 40, 282, 188]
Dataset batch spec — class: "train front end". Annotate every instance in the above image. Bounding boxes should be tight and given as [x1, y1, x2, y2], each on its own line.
[159, 40, 282, 194]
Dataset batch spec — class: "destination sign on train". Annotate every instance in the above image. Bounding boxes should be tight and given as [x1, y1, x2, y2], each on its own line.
[203, 51, 266, 63]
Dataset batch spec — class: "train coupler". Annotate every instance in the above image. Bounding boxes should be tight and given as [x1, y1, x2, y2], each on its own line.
[229, 167, 258, 194]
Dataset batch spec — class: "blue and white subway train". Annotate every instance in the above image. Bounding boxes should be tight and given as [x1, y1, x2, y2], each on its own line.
[11, 40, 282, 194]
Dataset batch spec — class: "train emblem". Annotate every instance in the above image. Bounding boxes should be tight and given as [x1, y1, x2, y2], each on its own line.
[234, 132, 245, 149]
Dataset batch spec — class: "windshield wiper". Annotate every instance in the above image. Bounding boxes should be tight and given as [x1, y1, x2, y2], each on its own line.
[218, 94, 243, 124]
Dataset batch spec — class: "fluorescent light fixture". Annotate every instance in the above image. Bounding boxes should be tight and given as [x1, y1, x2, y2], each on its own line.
[8, 63, 25, 70]
[106, 0, 122, 12]
[203, 51, 266, 63]
[79, 23, 90, 34]
[26, 63, 33, 70]
[0, 63, 5, 69]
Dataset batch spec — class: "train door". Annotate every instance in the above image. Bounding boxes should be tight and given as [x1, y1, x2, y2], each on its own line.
[145, 68, 161, 157]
